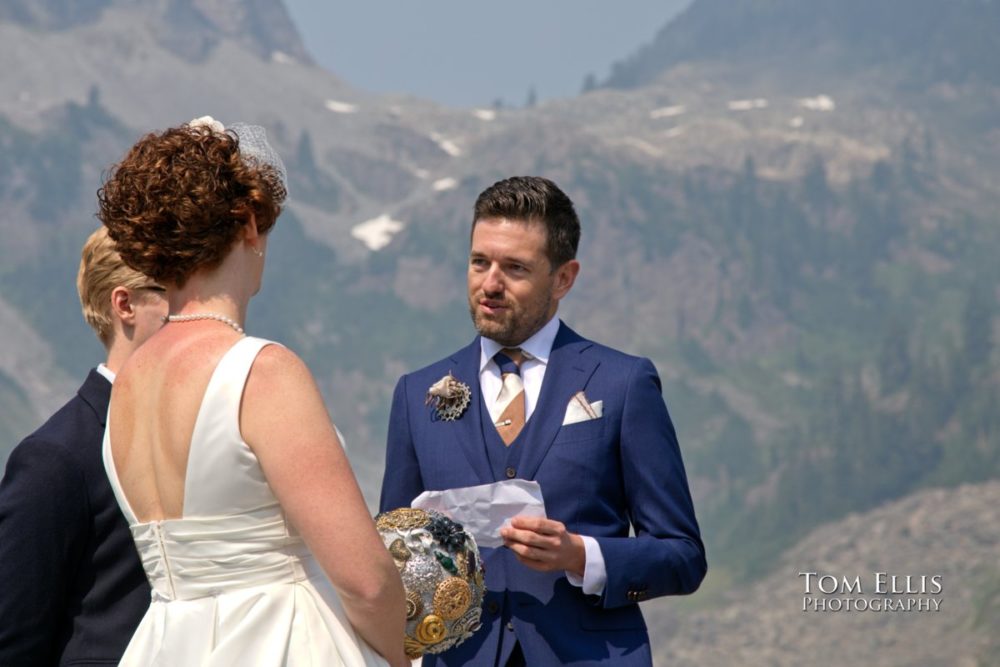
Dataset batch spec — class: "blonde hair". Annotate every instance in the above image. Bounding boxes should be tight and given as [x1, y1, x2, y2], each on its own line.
[77, 227, 154, 347]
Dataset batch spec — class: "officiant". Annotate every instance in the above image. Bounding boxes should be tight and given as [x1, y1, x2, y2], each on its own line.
[379, 176, 706, 666]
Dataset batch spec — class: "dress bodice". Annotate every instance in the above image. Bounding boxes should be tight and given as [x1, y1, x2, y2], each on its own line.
[103, 337, 315, 601]
[101, 336, 387, 665]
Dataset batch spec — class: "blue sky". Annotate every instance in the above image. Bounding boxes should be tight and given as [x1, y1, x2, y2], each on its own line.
[283, 1, 690, 108]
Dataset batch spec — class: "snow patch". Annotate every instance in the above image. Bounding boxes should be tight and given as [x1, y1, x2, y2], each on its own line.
[789, 116, 805, 128]
[351, 214, 405, 251]
[798, 95, 835, 111]
[623, 137, 663, 157]
[325, 100, 358, 114]
[432, 177, 458, 192]
[271, 51, 295, 65]
[472, 109, 497, 121]
[728, 98, 768, 111]
[663, 126, 686, 139]
[650, 105, 685, 119]
[430, 133, 462, 157]
[414, 168, 430, 179]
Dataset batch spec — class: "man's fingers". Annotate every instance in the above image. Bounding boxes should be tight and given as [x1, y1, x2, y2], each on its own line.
[502, 527, 555, 549]
[509, 516, 563, 534]
[506, 542, 554, 566]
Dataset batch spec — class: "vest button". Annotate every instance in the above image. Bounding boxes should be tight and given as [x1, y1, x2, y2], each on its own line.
[505, 467, 516, 478]
[487, 601, 500, 615]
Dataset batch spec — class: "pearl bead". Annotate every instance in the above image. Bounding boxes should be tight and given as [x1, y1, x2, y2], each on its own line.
[163, 312, 245, 335]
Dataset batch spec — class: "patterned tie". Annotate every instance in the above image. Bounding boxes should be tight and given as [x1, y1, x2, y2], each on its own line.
[494, 348, 525, 446]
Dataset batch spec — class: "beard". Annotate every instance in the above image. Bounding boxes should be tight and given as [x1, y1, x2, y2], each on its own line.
[468, 291, 553, 347]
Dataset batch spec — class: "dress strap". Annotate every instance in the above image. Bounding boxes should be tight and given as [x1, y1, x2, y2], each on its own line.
[102, 417, 139, 526]
[181, 336, 279, 517]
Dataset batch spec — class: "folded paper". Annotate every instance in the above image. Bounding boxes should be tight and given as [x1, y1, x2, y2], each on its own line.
[412, 479, 547, 548]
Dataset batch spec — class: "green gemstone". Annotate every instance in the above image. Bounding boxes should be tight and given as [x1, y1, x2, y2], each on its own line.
[435, 551, 459, 575]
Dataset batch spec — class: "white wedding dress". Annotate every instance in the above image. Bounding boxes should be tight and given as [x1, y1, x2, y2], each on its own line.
[103, 336, 387, 666]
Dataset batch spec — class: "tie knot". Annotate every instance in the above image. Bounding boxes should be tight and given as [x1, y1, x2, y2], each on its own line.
[494, 348, 523, 376]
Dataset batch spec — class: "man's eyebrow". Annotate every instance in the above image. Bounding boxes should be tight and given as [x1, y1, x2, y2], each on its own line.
[469, 249, 537, 267]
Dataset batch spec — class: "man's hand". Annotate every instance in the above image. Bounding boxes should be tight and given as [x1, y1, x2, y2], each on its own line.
[500, 516, 586, 576]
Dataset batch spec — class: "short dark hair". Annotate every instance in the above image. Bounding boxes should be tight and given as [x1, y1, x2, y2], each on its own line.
[473, 176, 580, 269]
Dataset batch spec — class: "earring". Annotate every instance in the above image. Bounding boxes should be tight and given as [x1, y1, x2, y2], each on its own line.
[251, 245, 264, 258]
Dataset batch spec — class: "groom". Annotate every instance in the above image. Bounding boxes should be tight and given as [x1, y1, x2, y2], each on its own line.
[380, 176, 706, 665]
[0, 228, 163, 664]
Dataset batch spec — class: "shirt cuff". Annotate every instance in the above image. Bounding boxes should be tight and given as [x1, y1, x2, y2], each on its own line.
[565, 535, 607, 595]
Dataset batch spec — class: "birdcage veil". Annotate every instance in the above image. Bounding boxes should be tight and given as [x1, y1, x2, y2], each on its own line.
[229, 122, 288, 202]
[187, 116, 288, 202]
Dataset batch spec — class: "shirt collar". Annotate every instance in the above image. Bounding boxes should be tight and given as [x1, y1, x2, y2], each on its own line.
[96, 363, 116, 384]
[479, 315, 561, 372]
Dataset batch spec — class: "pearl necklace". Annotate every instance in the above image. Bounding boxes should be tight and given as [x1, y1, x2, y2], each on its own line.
[163, 312, 245, 335]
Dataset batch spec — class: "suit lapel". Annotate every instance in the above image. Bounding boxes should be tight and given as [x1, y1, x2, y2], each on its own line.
[443, 338, 494, 485]
[519, 323, 599, 481]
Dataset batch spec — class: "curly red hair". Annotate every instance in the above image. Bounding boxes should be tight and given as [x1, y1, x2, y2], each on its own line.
[97, 125, 284, 287]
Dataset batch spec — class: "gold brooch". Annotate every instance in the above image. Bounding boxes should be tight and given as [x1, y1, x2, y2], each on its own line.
[405, 590, 424, 620]
[433, 577, 473, 620]
[388, 538, 411, 563]
[376, 508, 431, 531]
[415, 614, 447, 644]
[425, 372, 471, 421]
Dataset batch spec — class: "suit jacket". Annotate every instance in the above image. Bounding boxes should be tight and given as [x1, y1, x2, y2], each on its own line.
[0, 369, 150, 666]
[380, 322, 706, 666]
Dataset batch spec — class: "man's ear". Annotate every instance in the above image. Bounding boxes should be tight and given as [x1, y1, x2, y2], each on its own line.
[110, 286, 136, 326]
[552, 259, 580, 301]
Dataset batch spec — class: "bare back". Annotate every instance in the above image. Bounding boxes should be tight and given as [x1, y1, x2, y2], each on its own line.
[108, 326, 246, 523]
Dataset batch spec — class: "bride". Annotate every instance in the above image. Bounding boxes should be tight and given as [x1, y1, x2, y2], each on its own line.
[97, 117, 409, 666]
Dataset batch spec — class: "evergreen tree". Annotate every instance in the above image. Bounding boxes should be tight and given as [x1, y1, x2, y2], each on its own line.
[961, 283, 995, 372]
[296, 129, 316, 174]
[879, 317, 912, 391]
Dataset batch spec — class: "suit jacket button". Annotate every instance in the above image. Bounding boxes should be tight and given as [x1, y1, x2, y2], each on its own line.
[505, 467, 516, 479]
[487, 601, 500, 615]
[506, 621, 514, 631]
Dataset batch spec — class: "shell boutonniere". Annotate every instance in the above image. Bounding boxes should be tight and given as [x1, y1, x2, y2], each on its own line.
[425, 372, 471, 421]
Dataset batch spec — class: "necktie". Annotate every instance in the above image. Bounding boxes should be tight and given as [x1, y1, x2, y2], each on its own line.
[494, 348, 525, 446]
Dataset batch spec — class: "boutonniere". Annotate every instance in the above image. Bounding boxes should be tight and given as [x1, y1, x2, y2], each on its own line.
[425, 372, 471, 421]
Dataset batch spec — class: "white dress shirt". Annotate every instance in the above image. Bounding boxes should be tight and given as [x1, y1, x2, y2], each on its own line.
[96, 363, 116, 384]
[479, 316, 607, 595]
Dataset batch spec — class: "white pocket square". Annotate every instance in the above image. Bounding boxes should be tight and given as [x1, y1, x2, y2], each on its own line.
[562, 391, 603, 426]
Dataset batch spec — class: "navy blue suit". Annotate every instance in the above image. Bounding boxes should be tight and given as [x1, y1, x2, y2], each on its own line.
[381, 323, 706, 666]
[0, 369, 149, 666]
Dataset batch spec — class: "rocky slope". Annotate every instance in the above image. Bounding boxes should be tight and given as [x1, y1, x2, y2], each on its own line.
[646, 480, 1000, 666]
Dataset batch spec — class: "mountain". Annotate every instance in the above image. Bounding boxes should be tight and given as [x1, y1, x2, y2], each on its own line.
[648, 480, 1000, 666]
[0, 3, 998, 660]
[0, 0, 311, 63]
[605, 0, 1000, 90]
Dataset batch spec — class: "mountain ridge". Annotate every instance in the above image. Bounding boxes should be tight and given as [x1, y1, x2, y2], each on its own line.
[606, 0, 1000, 91]
[0, 0, 311, 64]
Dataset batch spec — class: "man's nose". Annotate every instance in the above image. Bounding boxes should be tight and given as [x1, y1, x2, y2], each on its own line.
[482, 263, 504, 294]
